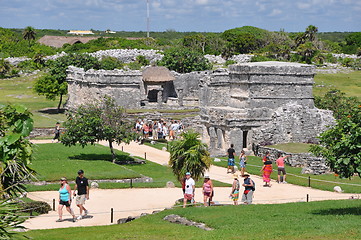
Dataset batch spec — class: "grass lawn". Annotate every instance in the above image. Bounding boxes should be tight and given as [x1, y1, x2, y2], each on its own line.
[0, 72, 67, 127]
[24, 199, 361, 239]
[26, 143, 230, 191]
[212, 156, 361, 193]
[144, 141, 168, 150]
[266, 142, 314, 153]
[314, 71, 361, 99]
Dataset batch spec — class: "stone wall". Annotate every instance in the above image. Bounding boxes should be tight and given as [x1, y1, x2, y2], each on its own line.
[255, 145, 330, 175]
[66, 67, 206, 109]
[199, 62, 334, 155]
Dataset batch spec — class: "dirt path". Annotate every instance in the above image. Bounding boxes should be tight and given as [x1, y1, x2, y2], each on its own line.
[23, 140, 353, 230]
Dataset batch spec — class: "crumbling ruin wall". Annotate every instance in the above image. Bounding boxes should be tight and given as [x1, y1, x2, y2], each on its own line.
[66, 67, 206, 109]
[199, 62, 335, 155]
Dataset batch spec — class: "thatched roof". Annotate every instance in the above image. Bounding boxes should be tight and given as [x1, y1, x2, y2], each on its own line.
[37, 35, 99, 48]
[142, 66, 175, 83]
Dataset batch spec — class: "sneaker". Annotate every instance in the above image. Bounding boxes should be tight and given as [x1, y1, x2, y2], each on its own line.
[84, 210, 89, 216]
[56, 219, 63, 222]
[77, 215, 82, 220]
[283, 181, 288, 184]
[72, 218, 76, 222]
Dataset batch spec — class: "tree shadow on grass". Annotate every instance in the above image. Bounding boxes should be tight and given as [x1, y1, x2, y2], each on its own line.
[68, 154, 134, 162]
[312, 207, 361, 216]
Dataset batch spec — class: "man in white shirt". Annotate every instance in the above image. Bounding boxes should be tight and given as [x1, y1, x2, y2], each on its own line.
[183, 172, 195, 208]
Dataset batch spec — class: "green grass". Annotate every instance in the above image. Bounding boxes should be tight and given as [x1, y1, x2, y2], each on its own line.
[0, 72, 66, 127]
[30, 143, 141, 182]
[24, 199, 361, 239]
[266, 142, 314, 153]
[212, 156, 361, 193]
[314, 71, 361, 99]
[144, 142, 168, 151]
[26, 143, 230, 191]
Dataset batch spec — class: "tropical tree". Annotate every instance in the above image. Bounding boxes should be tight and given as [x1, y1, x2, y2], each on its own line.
[310, 105, 361, 179]
[61, 96, 139, 162]
[34, 53, 100, 111]
[169, 130, 211, 182]
[0, 59, 11, 78]
[22, 26, 36, 46]
[0, 104, 35, 197]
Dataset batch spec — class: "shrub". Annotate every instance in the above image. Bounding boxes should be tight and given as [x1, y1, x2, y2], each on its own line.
[99, 56, 124, 70]
[21, 201, 52, 215]
[224, 60, 237, 67]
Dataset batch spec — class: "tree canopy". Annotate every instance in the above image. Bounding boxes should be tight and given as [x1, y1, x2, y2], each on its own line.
[158, 47, 212, 73]
[61, 96, 139, 162]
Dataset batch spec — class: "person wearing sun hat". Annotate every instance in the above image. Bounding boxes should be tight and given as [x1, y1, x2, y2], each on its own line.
[241, 172, 255, 204]
[57, 177, 76, 222]
[202, 175, 213, 206]
[183, 172, 195, 208]
[230, 173, 240, 205]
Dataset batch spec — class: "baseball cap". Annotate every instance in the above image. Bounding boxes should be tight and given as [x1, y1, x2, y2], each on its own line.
[78, 170, 84, 174]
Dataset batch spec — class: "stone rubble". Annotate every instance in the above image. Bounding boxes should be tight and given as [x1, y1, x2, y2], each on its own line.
[163, 214, 213, 231]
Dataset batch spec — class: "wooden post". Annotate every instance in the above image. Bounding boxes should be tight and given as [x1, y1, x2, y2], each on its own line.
[53, 199, 55, 211]
[306, 194, 309, 202]
[111, 208, 114, 223]
[130, 179, 133, 188]
[308, 176, 311, 187]
[121, 146, 123, 151]
[144, 152, 147, 160]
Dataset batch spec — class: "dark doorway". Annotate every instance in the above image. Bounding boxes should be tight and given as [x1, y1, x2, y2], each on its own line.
[243, 131, 248, 148]
[147, 89, 159, 102]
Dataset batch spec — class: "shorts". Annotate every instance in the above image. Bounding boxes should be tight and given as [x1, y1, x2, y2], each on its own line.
[184, 193, 193, 200]
[241, 190, 253, 204]
[228, 158, 235, 166]
[239, 161, 246, 168]
[278, 167, 286, 175]
[76, 194, 87, 205]
[59, 200, 70, 207]
[203, 191, 211, 197]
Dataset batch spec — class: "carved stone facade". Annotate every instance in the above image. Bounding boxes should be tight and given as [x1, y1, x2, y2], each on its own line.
[199, 62, 334, 154]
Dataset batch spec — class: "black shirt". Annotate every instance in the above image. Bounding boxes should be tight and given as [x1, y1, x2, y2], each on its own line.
[227, 148, 235, 158]
[76, 176, 89, 195]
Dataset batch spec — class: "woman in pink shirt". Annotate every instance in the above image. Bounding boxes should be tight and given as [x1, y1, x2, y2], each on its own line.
[202, 176, 213, 206]
[276, 153, 291, 183]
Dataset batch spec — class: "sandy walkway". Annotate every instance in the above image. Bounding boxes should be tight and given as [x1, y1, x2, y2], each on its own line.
[23, 140, 353, 230]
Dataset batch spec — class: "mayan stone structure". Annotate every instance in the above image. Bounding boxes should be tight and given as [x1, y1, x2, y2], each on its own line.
[199, 62, 334, 154]
[65, 61, 334, 156]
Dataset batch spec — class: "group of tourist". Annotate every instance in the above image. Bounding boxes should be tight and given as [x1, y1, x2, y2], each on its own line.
[261, 151, 290, 187]
[135, 119, 184, 141]
[57, 170, 90, 222]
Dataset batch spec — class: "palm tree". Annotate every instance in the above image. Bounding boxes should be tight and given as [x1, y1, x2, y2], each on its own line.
[169, 130, 211, 182]
[22, 26, 36, 46]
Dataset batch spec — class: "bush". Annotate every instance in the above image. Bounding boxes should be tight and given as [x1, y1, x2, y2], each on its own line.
[224, 60, 236, 67]
[21, 201, 52, 214]
[99, 56, 124, 70]
[158, 47, 212, 73]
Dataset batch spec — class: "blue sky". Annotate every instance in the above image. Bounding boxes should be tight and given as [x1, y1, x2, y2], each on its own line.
[0, 0, 360, 32]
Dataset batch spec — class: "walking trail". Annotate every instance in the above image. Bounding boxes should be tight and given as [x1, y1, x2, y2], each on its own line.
[23, 140, 353, 230]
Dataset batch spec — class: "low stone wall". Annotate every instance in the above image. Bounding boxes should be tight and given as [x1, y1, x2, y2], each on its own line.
[254, 145, 330, 175]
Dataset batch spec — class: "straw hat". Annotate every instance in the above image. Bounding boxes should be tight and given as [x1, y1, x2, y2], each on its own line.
[204, 175, 210, 179]
[233, 173, 238, 179]
[242, 172, 250, 177]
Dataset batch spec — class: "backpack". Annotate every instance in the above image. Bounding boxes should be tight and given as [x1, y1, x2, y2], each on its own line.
[251, 180, 256, 191]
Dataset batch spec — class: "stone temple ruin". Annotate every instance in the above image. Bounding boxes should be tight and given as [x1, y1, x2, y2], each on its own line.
[66, 61, 334, 155]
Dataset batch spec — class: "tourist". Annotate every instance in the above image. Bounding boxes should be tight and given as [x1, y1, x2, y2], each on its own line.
[181, 174, 187, 194]
[202, 175, 213, 206]
[143, 122, 150, 138]
[262, 151, 270, 162]
[230, 174, 240, 205]
[227, 144, 236, 174]
[276, 153, 291, 183]
[239, 150, 247, 176]
[52, 122, 61, 143]
[57, 177, 76, 222]
[153, 121, 158, 140]
[162, 122, 168, 139]
[157, 120, 163, 139]
[73, 170, 89, 220]
[241, 173, 255, 204]
[261, 159, 273, 187]
[183, 172, 195, 208]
